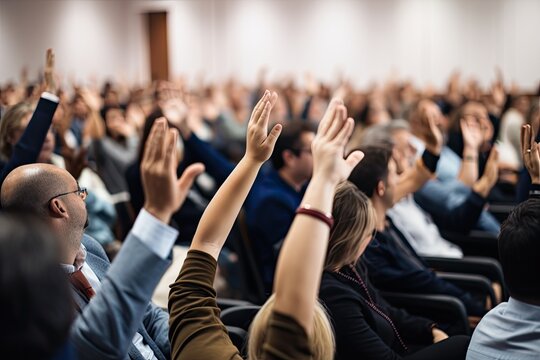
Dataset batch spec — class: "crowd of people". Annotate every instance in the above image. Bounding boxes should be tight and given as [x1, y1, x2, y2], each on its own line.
[0, 48, 539, 360]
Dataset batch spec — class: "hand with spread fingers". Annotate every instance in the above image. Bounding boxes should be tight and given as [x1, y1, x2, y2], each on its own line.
[521, 124, 540, 184]
[311, 98, 365, 185]
[245, 90, 283, 163]
[141, 118, 205, 223]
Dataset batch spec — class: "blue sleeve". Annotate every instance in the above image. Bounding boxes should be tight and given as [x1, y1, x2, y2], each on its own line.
[0, 95, 58, 185]
[71, 233, 171, 360]
[182, 133, 234, 185]
[414, 181, 487, 234]
[142, 303, 170, 357]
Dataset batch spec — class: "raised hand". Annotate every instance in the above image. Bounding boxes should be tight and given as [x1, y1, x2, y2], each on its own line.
[521, 124, 540, 184]
[311, 99, 364, 185]
[461, 117, 483, 151]
[473, 148, 499, 198]
[421, 105, 443, 155]
[141, 118, 205, 223]
[245, 90, 283, 163]
[44, 48, 56, 94]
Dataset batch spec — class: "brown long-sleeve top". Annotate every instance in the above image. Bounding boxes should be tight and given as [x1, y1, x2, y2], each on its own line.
[168, 250, 312, 359]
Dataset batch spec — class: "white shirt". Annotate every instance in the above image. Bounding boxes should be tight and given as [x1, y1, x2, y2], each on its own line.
[467, 297, 540, 360]
[388, 195, 463, 258]
[63, 209, 178, 360]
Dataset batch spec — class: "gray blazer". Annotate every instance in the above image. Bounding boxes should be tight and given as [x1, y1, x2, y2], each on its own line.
[70, 234, 171, 360]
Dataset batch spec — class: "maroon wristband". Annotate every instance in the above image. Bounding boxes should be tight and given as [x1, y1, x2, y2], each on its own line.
[296, 205, 334, 228]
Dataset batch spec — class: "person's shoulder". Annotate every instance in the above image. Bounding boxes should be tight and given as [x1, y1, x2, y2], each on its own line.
[82, 234, 109, 261]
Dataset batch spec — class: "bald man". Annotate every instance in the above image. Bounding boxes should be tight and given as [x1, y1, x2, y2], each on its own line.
[1, 118, 204, 360]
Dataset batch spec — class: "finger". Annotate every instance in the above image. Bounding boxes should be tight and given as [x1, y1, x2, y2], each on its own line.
[257, 101, 271, 127]
[269, 91, 279, 108]
[143, 118, 165, 165]
[163, 128, 178, 170]
[460, 118, 467, 135]
[318, 98, 342, 135]
[488, 146, 499, 165]
[345, 150, 365, 171]
[326, 104, 347, 140]
[521, 124, 530, 155]
[262, 123, 283, 149]
[152, 118, 168, 162]
[333, 117, 355, 146]
[177, 163, 206, 193]
[250, 90, 269, 124]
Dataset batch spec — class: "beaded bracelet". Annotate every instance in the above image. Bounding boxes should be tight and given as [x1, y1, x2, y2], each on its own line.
[296, 204, 334, 228]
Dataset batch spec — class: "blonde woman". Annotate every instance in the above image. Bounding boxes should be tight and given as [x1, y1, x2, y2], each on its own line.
[168, 93, 363, 359]
[319, 181, 471, 359]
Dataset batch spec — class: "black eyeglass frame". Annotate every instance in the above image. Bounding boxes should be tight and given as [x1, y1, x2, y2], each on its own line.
[47, 186, 88, 204]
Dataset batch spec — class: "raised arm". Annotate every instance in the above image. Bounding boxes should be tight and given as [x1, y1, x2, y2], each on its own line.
[168, 91, 282, 360]
[72, 117, 204, 359]
[521, 124, 540, 199]
[273, 99, 364, 333]
[458, 116, 484, 186]
[0, 49, 59, 186]
[394, 108, 442, 203]
[189, 90, 282, 259]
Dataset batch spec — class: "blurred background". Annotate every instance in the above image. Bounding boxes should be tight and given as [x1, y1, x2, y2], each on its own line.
[1, 0, 539, 89]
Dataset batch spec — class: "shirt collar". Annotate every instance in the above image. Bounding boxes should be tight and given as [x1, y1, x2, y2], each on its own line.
[60, 244, 87, 274]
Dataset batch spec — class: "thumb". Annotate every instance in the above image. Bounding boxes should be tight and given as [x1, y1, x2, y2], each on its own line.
[345, 150, 365, 170]
[262, 123, 282, 149]
[177, 163, 205, 192]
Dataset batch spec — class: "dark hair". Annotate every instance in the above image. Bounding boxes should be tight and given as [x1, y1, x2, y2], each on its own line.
[498, 199, 540, 300]
[347, 145, 393, 197]
[0, 212, 73, 359]
[270, 121, 316, 170]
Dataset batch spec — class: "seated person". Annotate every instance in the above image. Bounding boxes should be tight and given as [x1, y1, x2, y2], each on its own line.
[126, 107, 233, 245]
[320, 181, 470, 359]
[168, 94, 357, 359]
[467, 124, 540, 359]
[0, 212, 75, 359]
[244, 121, 316, 292]
[88, 105, 139, 196]
[360, 120, 463, 258]
[1, 117, 205, 359]
[409, 100, 500, 234]
[348, 144, 498, 316]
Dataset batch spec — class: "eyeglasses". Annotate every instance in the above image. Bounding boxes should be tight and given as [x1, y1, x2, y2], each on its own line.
[47, 186, 88, 204]
[291, 148, 312, 156]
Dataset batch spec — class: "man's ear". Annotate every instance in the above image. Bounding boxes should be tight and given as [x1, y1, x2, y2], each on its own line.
[282, 149, 296, 167]
[49, 198, 68, 218]
[376, 180, 386, 197]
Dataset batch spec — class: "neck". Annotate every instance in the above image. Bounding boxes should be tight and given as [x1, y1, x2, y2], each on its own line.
[278, 168, 306, 192]
[371, 197, 387, 231]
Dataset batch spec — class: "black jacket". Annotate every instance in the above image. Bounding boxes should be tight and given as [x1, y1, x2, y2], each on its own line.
[319, 263, 434, 360]
[363, 218, 485, 316]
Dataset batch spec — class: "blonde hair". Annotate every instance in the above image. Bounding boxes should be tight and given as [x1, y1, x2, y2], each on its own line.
[247, 294, 335, 359]
[0, 102, 34, 161]
[325, 181, 377, 271]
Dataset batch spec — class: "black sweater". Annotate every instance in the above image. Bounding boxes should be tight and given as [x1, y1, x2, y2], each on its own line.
[319, 263, 434, 360]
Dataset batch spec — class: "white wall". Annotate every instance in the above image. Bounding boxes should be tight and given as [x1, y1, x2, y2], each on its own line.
[1, 0, 539, 90]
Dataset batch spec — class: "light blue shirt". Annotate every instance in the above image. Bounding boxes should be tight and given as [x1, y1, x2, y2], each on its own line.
[409, 136, 462, 182]
[467, 297, 540, 359]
